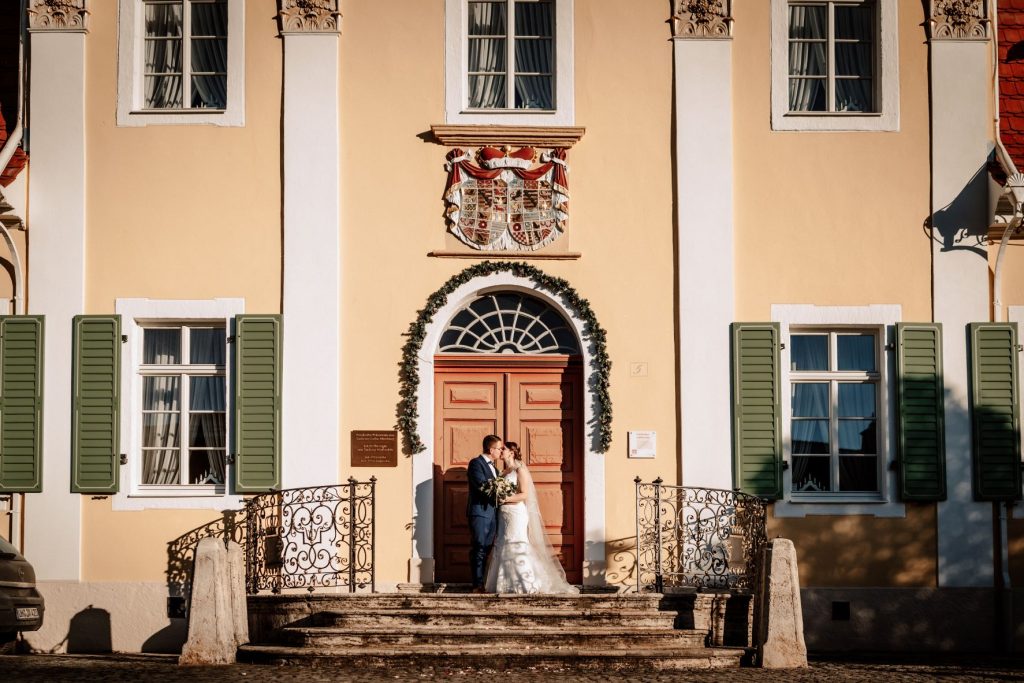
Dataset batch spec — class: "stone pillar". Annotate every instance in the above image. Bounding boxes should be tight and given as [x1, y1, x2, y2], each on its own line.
[758, 539, 808, 668]
[928, 0, 995, 588]
[673, 1, 735, 489]
[278, 0, 341, 488]
[23, 0, 89, 581]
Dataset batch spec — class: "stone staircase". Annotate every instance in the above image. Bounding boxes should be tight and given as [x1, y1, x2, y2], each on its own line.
[238, 590, 751, 671]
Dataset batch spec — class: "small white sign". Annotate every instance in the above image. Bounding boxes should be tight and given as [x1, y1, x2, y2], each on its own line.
[628, 431, 656, 459]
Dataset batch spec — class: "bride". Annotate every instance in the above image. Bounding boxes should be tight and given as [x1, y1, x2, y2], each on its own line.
[484, 442, 578, 594]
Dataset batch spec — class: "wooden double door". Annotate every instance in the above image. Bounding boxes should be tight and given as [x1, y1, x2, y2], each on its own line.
[433, 356, 584, 584]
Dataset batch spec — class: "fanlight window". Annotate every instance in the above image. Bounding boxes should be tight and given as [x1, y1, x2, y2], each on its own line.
[439, 292, 579, 354]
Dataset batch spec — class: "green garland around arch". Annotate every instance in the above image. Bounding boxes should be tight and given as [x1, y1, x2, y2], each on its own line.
[396, 261, 612, 454]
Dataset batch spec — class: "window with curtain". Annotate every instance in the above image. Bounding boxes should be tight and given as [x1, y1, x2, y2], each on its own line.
[143, 0, 228, 110]
[467, 0, 554, 110]
[139, 324, 227, 488]
[790, 329, 880, 495]
[787, 1, 875, 113]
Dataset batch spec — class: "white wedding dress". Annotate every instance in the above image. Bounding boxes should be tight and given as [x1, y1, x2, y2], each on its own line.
[484, 466, 578, 594]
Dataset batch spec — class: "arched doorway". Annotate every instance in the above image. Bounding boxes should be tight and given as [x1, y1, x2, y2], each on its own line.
[432, 291, 584, 584]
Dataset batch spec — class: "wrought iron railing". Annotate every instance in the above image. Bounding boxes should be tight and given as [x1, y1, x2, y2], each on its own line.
[245, 477, 376, 594]
[167, 509, 248, 604]
[634, 478, 768, 593]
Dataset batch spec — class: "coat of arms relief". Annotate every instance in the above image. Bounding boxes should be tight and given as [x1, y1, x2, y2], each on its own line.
[443, 146, 570, 251]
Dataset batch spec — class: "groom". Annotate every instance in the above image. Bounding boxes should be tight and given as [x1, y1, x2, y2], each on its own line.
[466, 434, 503, 593]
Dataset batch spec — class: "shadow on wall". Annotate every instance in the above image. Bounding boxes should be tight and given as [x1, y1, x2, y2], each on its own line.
[929, 163, 990, 256]
[62, 606, 111, 654]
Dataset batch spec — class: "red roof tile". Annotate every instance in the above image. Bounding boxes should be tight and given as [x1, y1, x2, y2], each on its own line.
[1000, 1, 1024, 170]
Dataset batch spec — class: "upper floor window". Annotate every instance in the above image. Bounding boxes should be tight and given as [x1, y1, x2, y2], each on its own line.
[468, 0, 554, 110]
[771, 0, 898, 131]
[790, 330, 880, 495]
[446, 0, 574, 125]
[117, 0, 245, 126]
[143, 0, 227, 110]
[787, 2, 874, 114]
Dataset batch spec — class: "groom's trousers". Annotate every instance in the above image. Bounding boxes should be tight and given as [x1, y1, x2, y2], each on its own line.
[468, 513, 497, 588]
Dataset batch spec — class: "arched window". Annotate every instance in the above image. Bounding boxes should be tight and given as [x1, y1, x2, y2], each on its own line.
[439, 292, 579, 354]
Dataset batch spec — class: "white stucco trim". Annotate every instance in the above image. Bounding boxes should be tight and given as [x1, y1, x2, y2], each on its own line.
[24, 31, 87, 582]
[444, 0, 575, 125]
[931, 40, 995, 588]
[116, 0, 246, 127]
[409, 272, 605, 584]
[112, 298, 245, 512]
[770, 0, 899, 132]
[281, 33, 341, 489]
[770, 304, 906, 518]
[675, 37, 734, 492]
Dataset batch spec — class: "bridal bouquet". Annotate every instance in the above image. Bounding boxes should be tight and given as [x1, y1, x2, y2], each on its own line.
[480, 476, 516, 502]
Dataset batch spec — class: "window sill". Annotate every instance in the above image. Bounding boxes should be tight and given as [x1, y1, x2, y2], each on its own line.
[116, 108, 244, 128]
[430, 124, 586, 148]
[771, 112, 899, 132]
[773, 497, 906, 518]
[112, 489, 243, 511]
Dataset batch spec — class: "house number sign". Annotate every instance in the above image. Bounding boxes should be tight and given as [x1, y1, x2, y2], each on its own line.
[351, 430, 398, 467]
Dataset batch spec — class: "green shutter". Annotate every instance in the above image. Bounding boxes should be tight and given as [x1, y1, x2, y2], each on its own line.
[72, 316, 121, 494]
[896, 323, 947, 501]
[969, 323, 1022, 501]
[731, 323, 782, 499]
[234, 315, 281, 493]
[0, 316, 44, 493]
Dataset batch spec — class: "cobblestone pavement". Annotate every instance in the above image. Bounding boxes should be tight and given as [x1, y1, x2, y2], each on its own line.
[2, 654, 1023, 682]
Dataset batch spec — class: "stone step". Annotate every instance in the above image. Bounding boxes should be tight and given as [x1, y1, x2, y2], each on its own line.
[280, 625, 709, 650]
[249, 592, 662, 612]
[311, 607, 677, 629]
[237, 644, 746, 671]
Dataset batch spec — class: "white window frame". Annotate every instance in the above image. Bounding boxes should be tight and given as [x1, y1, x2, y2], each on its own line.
[771, 0, 898, 132]
[772, 304, 905, 518]
[445, 0, 575, 125]
[113, 298, 244, 511]
[116, 0, 245, 127]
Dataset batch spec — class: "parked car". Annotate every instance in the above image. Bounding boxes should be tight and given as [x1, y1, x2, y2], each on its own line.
[0, 536, 43, 651]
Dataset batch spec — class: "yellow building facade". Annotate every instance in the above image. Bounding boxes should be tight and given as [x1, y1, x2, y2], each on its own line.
[0, 0, 1020, 654]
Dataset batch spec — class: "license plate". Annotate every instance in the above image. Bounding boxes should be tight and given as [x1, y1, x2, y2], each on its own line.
[15, 607, 38, 620]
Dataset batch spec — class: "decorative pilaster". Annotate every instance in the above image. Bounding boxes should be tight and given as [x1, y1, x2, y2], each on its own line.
[277, 0, 341, 34]
[25, 0, 89, 581]
[672, 0, 732, 39]
[278, 0, 341, 488]
[27, 0, 89, 32]
[929, 0, 989, 40]
[673, 3, 735, 490]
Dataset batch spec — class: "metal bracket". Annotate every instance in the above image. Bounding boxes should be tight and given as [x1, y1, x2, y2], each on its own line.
[226, 454, 236, 465]
[227, 335, 236, 344]
[121, 335, 127, 343]
[885, 342, 896, 351]
[119, 453, 127, 465]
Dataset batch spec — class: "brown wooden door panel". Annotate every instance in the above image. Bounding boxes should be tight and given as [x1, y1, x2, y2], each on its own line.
[435, 364, 583, 585]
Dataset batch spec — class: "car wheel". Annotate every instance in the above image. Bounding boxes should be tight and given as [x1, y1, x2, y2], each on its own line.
[0, 632, 16, 655]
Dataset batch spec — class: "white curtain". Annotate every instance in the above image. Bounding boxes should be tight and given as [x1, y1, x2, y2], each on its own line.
[833, 5, 872, 112]
[787, 5, 826, 111]
[468, 2, 507, 108]
[142, 376, 181, 485]
[189, 377, 226, 485]
[144, 1, 183, 108]
[190, 0, 228, 109]
[513, 1, 553, 109]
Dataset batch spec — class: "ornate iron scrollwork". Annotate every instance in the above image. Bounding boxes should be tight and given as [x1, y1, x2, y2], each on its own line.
[245, 478, 377, 594]
[635, 478, 767, 592]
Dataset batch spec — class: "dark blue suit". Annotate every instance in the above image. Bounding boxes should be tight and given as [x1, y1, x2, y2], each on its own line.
[466, 454, 499, 588]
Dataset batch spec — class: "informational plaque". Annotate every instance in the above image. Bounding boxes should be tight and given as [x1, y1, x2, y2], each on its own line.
[628, 431, 656, 459]
[351, 430, 398, 467]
